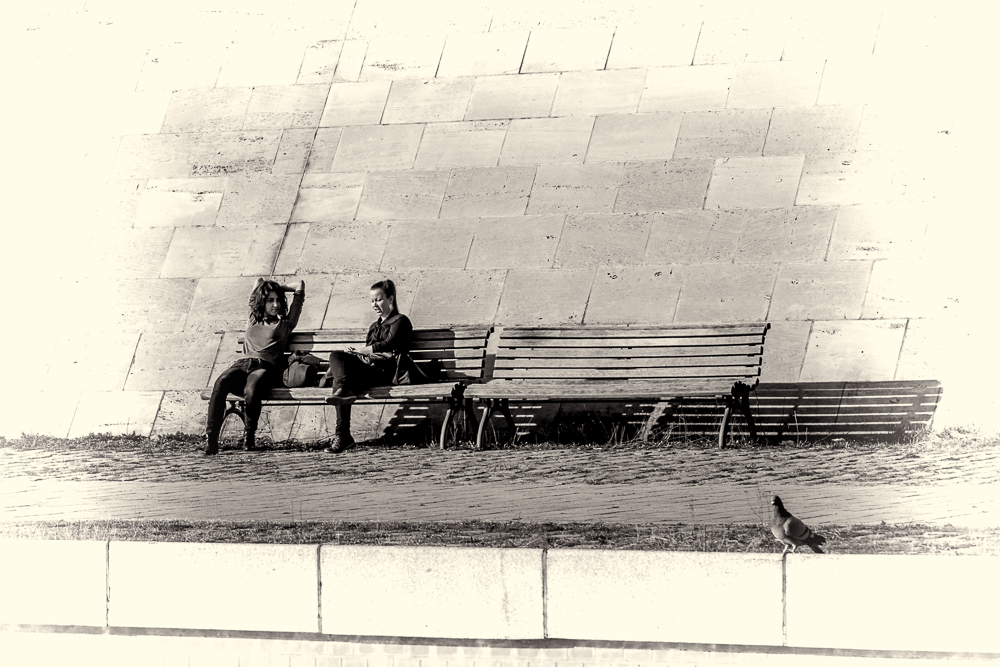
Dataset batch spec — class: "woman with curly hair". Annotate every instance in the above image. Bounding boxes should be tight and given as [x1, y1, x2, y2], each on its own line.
[203, 277, 305, 455]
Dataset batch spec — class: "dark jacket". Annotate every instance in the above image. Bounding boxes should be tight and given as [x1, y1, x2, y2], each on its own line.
[365, 312, 413, 373]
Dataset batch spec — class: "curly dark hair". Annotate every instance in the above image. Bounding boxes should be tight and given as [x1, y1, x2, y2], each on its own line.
[248, 280, 288, 324]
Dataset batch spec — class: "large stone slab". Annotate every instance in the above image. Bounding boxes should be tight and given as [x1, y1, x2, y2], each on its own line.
[584, 266, 681, 325]
[0, 389, 79, 438]
[272, 223, 312, 274]
[321, 546, 543, 639]
[550, 69, 646, 116]
[499, 116, 595, 166]
[796, 152, 895, 206]
[585, 113, 682, 162]
[606, 23, 701, 69]
[439, 166, 535, 218]
[769, 261, 872, 320]
[382, 78, 475, 124]
[521, 27, 614, 73]
[68, 390, 163, 438]
[735, 206, 837, 263]
[333, 40, 368, 82]
[150, 390, 206, 436]
[124, 332, 222, 391]
[112, 278, 199, 332]
[894, 318, 950, 382]
[799, 320, 907, 382]
[413, 120, 508, 169]
[359, 35, 446, 81]
[272, 128, 317, 175]
[113, 133, 199, 179]
[47, 332, 141, 392]
[437, 31, 529, 77]
[527, 163, 623, 215]
[243, 83, 330, 129]
[273, 273, 335, 330]
[782, 9, 881, 61]
[495, 268, 594, 325]
[321, 271, 420, 329]
[614, 159, 714, 212]
[0, 539, 107, 626]
[159, 226, 261, 278]
[554, 213, 653, 268]
[639, 65, 733, 112]
[693, 14, 788, 64]
[466, 215, 564, 269]
[304, 127, 343, 173]
[763, 106, 864, 156]
[727, 61, 825, 109]
[674, 263, 777, 323]
[216, 38, 305, 87]
[189, 131, 283, 177]
[331, 124, 423, 171]
[758, 319, 811, 382]
[674, 109, 771, 158]
[295, 221, 392, 273]
[705, 155, 804, 209]
[109, 542, 318, 632]
[465, 73, 559, 121]
[827, 203, 928, 260]
[380, 218, 478, 270]
[862, 259, 948, 319]
[546, 550, 783, 645]
[290, 173, 366, 223]
[645, 209, 743, 263]
[216, 172, 300, 226]
[183, 277, 262, 333]
[356, 170, 450, 220]
[297, 40, 345, 84]
[136, 41, 226, 92]
[320, 81, 390, 126]
[786, 554, 1000, 653]
[133, 177, 226, 228]
[408, 270, 506, 325]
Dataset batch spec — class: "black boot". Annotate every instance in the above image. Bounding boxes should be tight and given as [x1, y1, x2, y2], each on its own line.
[203, 433, 219, 456]
[323, 432, 355, 454]
[243, 429, 256, 451]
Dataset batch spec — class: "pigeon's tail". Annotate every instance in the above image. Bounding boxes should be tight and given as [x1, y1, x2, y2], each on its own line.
[805, 533, 827, 554]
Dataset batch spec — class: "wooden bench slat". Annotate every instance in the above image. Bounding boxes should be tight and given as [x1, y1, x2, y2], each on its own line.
[466, 378, 742, 400]
[499, 324, 770, 338]
[495, 345, 764, 359]
[493, 367, 761, 380]
[495, 356, 761, 369]
[499, 335, 766, 348]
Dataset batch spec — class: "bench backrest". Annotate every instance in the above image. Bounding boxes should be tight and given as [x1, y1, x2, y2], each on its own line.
[237, 327, 492, 383]
[490, 324, 770, 383]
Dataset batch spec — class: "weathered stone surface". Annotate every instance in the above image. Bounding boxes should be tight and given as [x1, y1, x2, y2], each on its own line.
[727, 61, 824, 109]
[113, 133, 199, 179]
[207, 331, 246, 387]
[151, 390, 210, 435]
[693, 15, 788, 65]
[125, 332, 222, 391]
[763, 106, 864, 156]
[551, 69, 646, 116]
[272, 223, 312, 275]
[894, 319, 950, 382]
[816, 58, 880, 106]
[799, 320, 907, 382]
[758, 319, 811, 382]
[360, 35, 446, 81]
[189, 131, 282, 177]
[828, 204, 928, 260]
[781, 10, 881, 61]
[796, 152, 895, 206]
[413, 120, 508, 169]
[134, 177, 225, 227]
[331, 124, 423, 171]
[521, 27, 614, 73]
[584, 266, 681, 325]
[323, 271, 420, 329]
[606, 23, 701, 69]
[639, 65, 733, 112]
[92, 178, 145, 229]
[674, 109, 771, 158]
[495, 268, 593, 326]
[863, 259, 948, 320]
[184, 277, 261, 333]
[242, 225, 288, 277]
[304, 127, 343, 173]
[465, 73, 559, 121]
[554, 213, 653, 268]
[439, 166, 535, 218]
[332, 40, 368, 82]
[467, 215, 565, 269]
[216, 172, 299, 226]
[408, 270, 506, 325]
[437, 31, 529, 77]
[272, 273, 335, 330]
[136, 41, 226, 92]
[585, 113, 682, 162]
[0, 389, 79, 438]
[217, 39, 307, 87]
[160, 227, 260, 278]
[243, 83, 330, 129]
[162, 87, 252, 133]
[297, 40, 344, 84]
[380, 218, 478, 270]
[111, 278, 199, 332]
[705, 156, 804, 209]
[47, 332, 141, 392]
[290, 173, 366, 223]
[382, 78, 476, 125]
[271, 128, 316, 174]
[769, 261, 873, 320]
[615, 159, 714, 212]
[735, 207, 837, 263]
[645, 209, 743, 263]
[288, 402, 387, 442]
[674, 263, 777, 323]
[356, 170, 450, 220]
[68, 390, 163, 438]
[527, 163, 623, 215]
[499, 116, 595, 166]
[295, 221, 392, 273]
[83, 227, 174, 279]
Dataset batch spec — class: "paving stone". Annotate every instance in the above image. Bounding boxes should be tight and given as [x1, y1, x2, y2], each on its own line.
[382, 78, 475, 125]
[796, 152, 895, 206]
[304, 127, 344, 173]
[894, 319, 950, 382]
[799, 320, 908, 382]
[68, 390, 164, 438]
[380, 218, 478, 270]
[763, 106, 864, 156]
[606, 22, 701, 69]
[693, 14, 789, 65]
[242, 225, 289, 277]
[494, 268, 594, 326]
[113, 133, 198, 179]
[863, 259, 948, 320]
[408, 270, 506, 326]
[674, 263, 777, 323]
[644, 209, 744, 264]
[828, 204, 928, 261]
[674, 109, 771, 158]
[439, 166, 535, 218]
[84, 227, 174, 279]
[216, 173, 299, 227]
[436, 31, 529, 77]
[184, 277, 262, 333]
[413, 120, 508, 169]
[160, 226, 260, 278]
[294, 221, 391, 274]
[190, 131, 283, 177]
[464, 73, 559, 121]
[46, 332, 141, 393]
[527, 163, 623, 215]
[331, 124, 424, 171]
[499, 116, 594, 166]
[290, 173, 366, 223]
[735, 206, 837, 263]
[781, 9, 882, 61]
[583, 266, 682, 325]
[217, 39, 307, 88]
[585, 113, 682, 162]
[768, 261, 873, 320]
[356, 170, 450, 220]
[322, 271, 421, 329]
[134, 177, 225, 228]
[272, 128, 317, 175]
[297, 40, 345, 84]
[135, 41, 226, 92]
[333, 40, 368, 82]
[111, 278, 199, 333]
[758, 319, 811, 382]
[125, 332, 223, 391]
[272, 223, 312, 275]
[639, 65, 733, 112]
[727, 61, 824, 109]
[319, 81, 391, 126]
[466, 215, 565, 269]
[554, 213, 653, 268]
[243, 84, 330, 130]
[705, 156, 804, 209]
[550, 69, 646, 116]
[521, 27, 615, 73]
[151, 390, 211, 436]
[614, 159, 714, 212]
[360, 35, 446, 81]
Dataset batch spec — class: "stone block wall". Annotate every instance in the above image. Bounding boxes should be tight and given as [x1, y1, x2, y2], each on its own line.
[1, 1, 989, 438]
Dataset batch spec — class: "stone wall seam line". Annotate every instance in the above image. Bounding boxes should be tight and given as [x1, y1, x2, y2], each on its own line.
[892, 318, 912, 381]
[318, 274, 338, 330]
[577, 266, 599, 325]
[762, 261, 780, 322]
[850, 103, 866, 153]
[433, 35, 447, 79]
[638, 210, 655, 265]
[492, 269, 512, 324]
[63, 391, 83, 439]
[700, 158, 718, 211]
[669, 264, 683, 325]
[776, 16, 793, 64]
[203, 327, 225, 389]
[871, 11, 885, 57]
[547, 74, 561, 118]
[518, 32, 532, 75]
[160, 225, 179, 280]
[857, 259, 877, 320]
[149, 391, 166, 438]
[376, 222, 395, 271]
[813, 60, 828, 107]
[379, 81, 394, 126]
[411, 123, 428, 169]
[823, 205, 839, 261]
[352, 171, 371, 222]
[722, 63, 736, 110]
[238, 87, 252, 132]
[788, 155, 806, 209]
[602, 30, 616, 71]
[577, 116, 598, 170]
[761, 108, 775, 157]
[548, 214, 571, 271]
[122, 333, 143, 392]
[462, 219, 483, 271]
[796, 320, 814, 382]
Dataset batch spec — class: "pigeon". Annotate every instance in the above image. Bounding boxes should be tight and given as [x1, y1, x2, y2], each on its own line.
[770, 495, 826, 554]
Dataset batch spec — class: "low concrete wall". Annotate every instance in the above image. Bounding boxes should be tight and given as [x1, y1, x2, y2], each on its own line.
[1, 540, 998, 656]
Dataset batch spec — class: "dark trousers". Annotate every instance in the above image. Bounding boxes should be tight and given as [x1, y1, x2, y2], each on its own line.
[206, 358, 276, 437]
[325, 351, 393, 435]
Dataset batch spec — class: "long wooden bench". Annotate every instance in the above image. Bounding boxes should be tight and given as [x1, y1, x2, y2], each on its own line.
[464, 324, 771, 449]
[200, 327, 491, 448]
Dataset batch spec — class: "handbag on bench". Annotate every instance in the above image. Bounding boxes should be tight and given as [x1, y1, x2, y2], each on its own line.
[282, 350, 324, 388]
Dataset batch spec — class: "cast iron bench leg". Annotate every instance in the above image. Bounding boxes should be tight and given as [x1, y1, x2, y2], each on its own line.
[225, 400, 246, 426]
[439, 403, 455, 450]
[475, 399, 496, 451]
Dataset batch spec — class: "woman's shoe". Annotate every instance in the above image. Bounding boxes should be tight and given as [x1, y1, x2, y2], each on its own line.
[202, 434, 219, 456]
[243, 430, 256, 451]
[323, 433, 356, 454]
